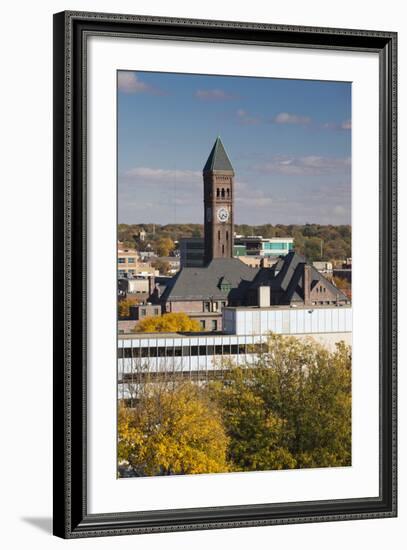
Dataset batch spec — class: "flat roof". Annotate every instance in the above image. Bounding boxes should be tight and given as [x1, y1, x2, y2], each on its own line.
[119, 331, 227, 340]
[224, 304, 351, 312]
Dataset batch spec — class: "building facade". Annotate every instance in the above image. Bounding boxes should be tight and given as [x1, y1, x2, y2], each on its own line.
[180, 236, 294, 267]
[118, 304, 352, 399]
[179, 238, 205, 268]
[203, 137, 235, 264]
[234, 235, 294, 257]
[117, 245, 139, 277]
[145, 139, 349, 331]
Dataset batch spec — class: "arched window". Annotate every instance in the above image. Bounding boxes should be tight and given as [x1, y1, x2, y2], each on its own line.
[218, 230, 220, 241]
[216, 188, 220, 197]
[221, 188, 225, 198]
[222, 244, 225, 254]
[227, 188, 230, 197]
[226, 231, 229, 241]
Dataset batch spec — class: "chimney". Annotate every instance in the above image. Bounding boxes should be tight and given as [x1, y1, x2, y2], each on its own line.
[303, 264, 311, 306]
[258, 285, 271, 308]
[148, 275, 156, 297]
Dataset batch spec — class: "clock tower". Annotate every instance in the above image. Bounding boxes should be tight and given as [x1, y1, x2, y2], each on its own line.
[203, 137, 235, 265]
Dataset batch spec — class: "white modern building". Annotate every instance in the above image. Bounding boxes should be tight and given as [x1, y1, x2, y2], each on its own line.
[118, 304, 352, 399]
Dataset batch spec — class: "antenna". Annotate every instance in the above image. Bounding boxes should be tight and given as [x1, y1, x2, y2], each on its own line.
[174, 163, 177, 224]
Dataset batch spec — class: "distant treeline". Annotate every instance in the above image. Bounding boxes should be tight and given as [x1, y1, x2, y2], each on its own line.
[118, 223, 351, 262]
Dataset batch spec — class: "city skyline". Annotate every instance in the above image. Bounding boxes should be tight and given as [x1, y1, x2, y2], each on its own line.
[118, 70, 351, 225]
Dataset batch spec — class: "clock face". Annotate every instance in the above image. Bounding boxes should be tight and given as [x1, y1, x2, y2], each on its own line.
[217, 207, 229, 222]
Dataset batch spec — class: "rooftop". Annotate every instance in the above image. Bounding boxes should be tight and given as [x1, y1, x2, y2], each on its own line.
[203, 136, 234, 173]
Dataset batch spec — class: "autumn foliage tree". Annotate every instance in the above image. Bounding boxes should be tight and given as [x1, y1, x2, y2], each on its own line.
[134, 312, 201, 333]
[118, 382, 229, 476]
[155, 237, 175, 257]
[118, 334, 352, 476]
[209, 334, 351, 471]
[333, 276, 352, 300]
[118, 298, 132, 319]
[151, 258, 171, 275]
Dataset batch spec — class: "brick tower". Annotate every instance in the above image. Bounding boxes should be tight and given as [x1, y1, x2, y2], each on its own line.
[203, 137, 235, 265]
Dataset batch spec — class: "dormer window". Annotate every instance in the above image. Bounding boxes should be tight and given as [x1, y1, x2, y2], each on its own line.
[218, 277, 232, 293]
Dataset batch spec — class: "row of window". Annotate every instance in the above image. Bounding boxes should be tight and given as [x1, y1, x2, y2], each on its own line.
[263, 242, 293, 250]
[121, 369, 234, 383]
[118, 342, 267, 359]
[137, 307, 161, 317]
[203, 301, 226, 312]
[216, 187, 230, 198]
[118, 257, 136, 264]
[200, 319, 217, 330]
[118, 269, 141, 276]
[311, 301, 339, 305]
[218, 230, 229, 241]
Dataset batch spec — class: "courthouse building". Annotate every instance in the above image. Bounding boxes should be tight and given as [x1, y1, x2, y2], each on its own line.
[148, 137, 348, 330]
[118, 137, 351, 398]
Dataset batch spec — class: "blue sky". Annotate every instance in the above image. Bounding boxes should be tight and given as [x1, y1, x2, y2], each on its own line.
[118, 71, 351, 225]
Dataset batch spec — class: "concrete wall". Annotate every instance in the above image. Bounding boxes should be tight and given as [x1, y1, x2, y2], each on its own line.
[118, 330, 351, 375]
[223, 306, 352, 336]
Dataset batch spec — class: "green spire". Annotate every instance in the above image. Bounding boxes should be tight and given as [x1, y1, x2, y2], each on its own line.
[203, 137, 234, 173]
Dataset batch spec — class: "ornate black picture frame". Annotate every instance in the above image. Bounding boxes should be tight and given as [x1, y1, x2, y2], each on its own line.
[53, 11, 397, 539]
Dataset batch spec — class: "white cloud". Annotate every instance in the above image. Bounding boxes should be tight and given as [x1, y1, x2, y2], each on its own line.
[333, 205, 347, 217]
[235, 181, 273, 207]
[236, 109, 260, 125]
[237, 196, 273, 207]
[195, 89, 235, 100]
[273, 112, 311, 125]
[254, 155, 351, 176]
[321, 119, 352, 131]
[123, 167, 201, 184]
[118, 72, 160, 94]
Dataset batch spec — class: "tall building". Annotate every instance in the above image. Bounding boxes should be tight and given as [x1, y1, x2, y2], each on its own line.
[180, 235, 294, 267]
[146, 138, 350, 332]
[203, 137, 235, 264]
[117, 244, 139, 277]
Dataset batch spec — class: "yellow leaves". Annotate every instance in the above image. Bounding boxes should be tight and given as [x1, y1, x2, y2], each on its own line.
[118, 334, 352, 476]
[118, 382, 229, 476]
[155, 237, 175, 257]
[134, 312, 201, 333]
[118, 299, 131, 319]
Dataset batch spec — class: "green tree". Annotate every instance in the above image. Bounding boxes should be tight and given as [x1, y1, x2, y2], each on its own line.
[303, 237, 323, 261]
[118, 382, 229, 476]
[209, 334, 351, 471]
[134, 312, 201, 333]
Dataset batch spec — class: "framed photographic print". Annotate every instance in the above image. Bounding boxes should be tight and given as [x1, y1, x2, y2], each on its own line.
[53, 11, 397, 538]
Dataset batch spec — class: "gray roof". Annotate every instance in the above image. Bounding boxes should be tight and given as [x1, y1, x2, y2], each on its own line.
[162, 258, 258, 302]
[251, 251, 349, 303]
[203, 137, 234, 173]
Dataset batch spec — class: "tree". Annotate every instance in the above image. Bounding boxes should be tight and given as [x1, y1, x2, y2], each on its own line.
[118, 298, 132, 319]
[151, 258, 171, 275]
[332, 276, 352, 300]
[303, 237, 323, 261]
[209, 334, 351, 471]
[134, 312, 201, 333]
[118, 382, 229, 476]
[155, 237, 175, 257]
[209, 361, 295, 472]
